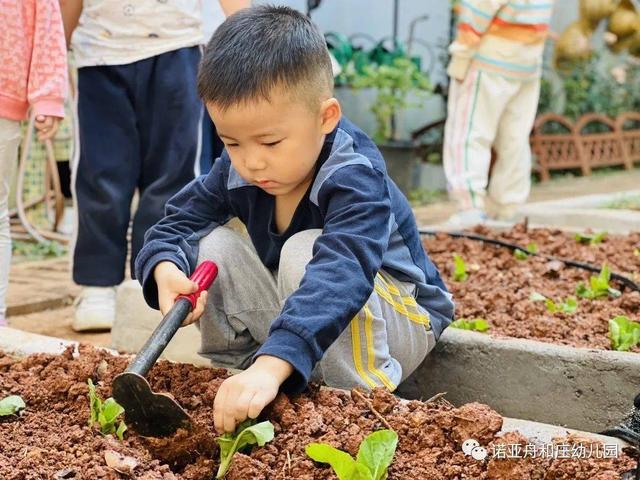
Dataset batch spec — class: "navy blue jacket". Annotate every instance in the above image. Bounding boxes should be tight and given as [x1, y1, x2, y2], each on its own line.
[135, 117, 454, 393]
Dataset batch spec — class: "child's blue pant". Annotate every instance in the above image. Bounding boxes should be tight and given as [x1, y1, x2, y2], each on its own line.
[73, 47, 201, 286]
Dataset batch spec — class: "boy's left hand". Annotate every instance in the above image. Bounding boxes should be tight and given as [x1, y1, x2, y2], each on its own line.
[34, 115, 60, 141]
[214, 355, 294, 433]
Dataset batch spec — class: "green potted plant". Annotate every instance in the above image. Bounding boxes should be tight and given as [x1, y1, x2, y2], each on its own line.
[352, 57, 433, 194]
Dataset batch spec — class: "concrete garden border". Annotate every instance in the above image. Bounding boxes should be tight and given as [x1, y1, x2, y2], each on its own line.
[397, 328, 640, 434]
[515, 189, 640, 233]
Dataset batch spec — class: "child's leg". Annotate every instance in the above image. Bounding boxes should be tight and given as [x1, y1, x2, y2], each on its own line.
[487, 77, 541, 219]
[73, 65, 139, 286]
[443, 69, 512, 212]
[0, 119, 21, 323]
[278, 230, 436, 391]
[197, 226, 282, 369]
[132, 47, 201, 275]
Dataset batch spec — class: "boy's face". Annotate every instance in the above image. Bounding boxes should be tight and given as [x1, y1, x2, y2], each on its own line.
[206, 87, 341, 198]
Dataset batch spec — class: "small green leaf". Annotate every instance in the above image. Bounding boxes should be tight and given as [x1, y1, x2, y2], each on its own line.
[356, 430, 398, 480]
[452, 254, 468, 282]
[514, 249, 529, 261]
[216, 420, 275, 479]
[450, 318, 489, 332]
[634, 248, 639, 257]
[0, 395, 26, 416]
[530, 292, 546, 302]
[545, 298, 558, 313]
[306, 443, 364, 480]
[609, 316, 640, 351]
[575, 231, 607, 245]
[116, 421, 127, 441]
[526, 242, 539, 254]
[561, 297, 578, 314]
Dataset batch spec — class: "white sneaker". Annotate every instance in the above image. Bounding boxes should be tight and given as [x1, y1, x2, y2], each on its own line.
[73, 286, 116, 332]
[444, 209, 488, 230]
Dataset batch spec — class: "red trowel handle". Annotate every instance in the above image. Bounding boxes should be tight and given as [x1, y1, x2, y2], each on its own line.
[177, 260, 219, 308]
[125, 261, 218, 377]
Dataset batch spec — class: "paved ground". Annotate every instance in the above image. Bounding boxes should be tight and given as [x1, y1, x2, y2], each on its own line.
[6, 168, 640, 349]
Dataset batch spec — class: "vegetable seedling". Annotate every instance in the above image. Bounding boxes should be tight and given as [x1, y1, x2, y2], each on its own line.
[514, 243, 537, 260]
[575, 231, 607, 245]
[450, 318, 490, 332]
[306, 429, 398, 480]
[87, 379, 127, 440]
[609, 316, 640, 352]
[216, 419, 274, 479]
[575, 264, 621, 299]
[0, 395, 25, 416]
[530, 292, 578, 315]
[452, 253, 468, 282]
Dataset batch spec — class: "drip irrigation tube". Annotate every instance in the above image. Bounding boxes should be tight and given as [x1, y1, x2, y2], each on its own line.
[418, 228, 640, 293]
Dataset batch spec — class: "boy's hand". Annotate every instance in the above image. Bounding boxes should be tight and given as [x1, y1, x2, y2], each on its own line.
[34, 115, 60, 141]
[214, 355, 294, 433]
[153, 261, 208, 326]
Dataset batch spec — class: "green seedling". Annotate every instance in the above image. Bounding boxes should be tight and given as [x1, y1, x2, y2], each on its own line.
[306, 429, 398, 480]
[609, 316, 640, 352]
[452, 253, 468, 282]
[0, 395, 25, 416]
[530, 292, 578, 314]
[87, 379, 127, 440]
[450, 318, 490, 332]
[575, 231, 607, 245]
[514, 242, 538, 260]
[634, 248, 639, 257]
[216, 419, 274, 479]
[575, 264, 621, 299]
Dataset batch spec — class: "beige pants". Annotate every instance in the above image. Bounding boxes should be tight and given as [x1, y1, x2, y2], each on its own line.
[443, 67, 541, 218]
[0, 118, 22, 320]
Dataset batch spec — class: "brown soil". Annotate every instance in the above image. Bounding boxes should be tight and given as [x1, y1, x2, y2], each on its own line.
[423, 225, 640, 351]
[0, 346, 636, 479]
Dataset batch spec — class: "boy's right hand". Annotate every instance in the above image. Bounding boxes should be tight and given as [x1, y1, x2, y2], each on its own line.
[153, 261, 208, 326]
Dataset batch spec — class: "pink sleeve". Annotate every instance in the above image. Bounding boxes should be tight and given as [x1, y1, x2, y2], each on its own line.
[27, 0, 68, 118]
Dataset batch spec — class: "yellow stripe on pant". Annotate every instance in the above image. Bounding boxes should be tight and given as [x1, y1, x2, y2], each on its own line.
[374, 273, 430, 327]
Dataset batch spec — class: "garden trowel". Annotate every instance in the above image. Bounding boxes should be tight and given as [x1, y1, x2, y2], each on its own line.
[112, 261, 218, 437]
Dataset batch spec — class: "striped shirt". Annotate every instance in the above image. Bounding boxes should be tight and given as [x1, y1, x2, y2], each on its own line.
[449, 0, 555, 81]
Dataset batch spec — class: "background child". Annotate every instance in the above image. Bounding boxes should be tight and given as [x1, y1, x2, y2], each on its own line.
[443, 0, 555, 227]
[0, 0, 67, 326]
[136, 5, 454, 434]
[60, 0, 249, 332]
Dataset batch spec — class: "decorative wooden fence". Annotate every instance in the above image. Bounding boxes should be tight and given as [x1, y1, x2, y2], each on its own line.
[531, 112, 640, 181]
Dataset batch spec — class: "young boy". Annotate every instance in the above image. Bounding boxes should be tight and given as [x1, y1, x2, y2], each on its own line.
[135, 5, 454, 434]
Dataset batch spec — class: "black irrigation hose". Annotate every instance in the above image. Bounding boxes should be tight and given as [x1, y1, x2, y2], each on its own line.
[418, 228, 640, 293]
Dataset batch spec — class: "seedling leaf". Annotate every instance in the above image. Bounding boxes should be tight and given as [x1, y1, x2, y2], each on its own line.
[306, 443, 365, 480]
[575, 231, 607, 245]
[514, 249, 529, 261]
[526, 242, 539, 254]
[306, 429, 398, 480]
[450, 318, 489, 332]
[609, 316, 640, 351]
[356, 429, 398, 480]
[575, 264, 620, 299]
[216, 420, 274, 479]
[0, 395, 26, 416]
[87, 379, 127, 439]
[452, 253, 468, 282]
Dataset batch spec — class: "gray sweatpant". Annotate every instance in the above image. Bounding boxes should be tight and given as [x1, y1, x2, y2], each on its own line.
[196, 226, 436, 391]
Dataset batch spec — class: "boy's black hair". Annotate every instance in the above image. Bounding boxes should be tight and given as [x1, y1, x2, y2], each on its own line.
[197, 4, 333, 110]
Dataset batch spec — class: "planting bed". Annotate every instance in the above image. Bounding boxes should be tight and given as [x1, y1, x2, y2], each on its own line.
[423, 224, 640, 351]
[0, 345, 636, 479]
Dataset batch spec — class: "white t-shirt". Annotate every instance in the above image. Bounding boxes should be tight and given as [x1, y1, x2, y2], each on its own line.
[72, 0, 205, 68]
